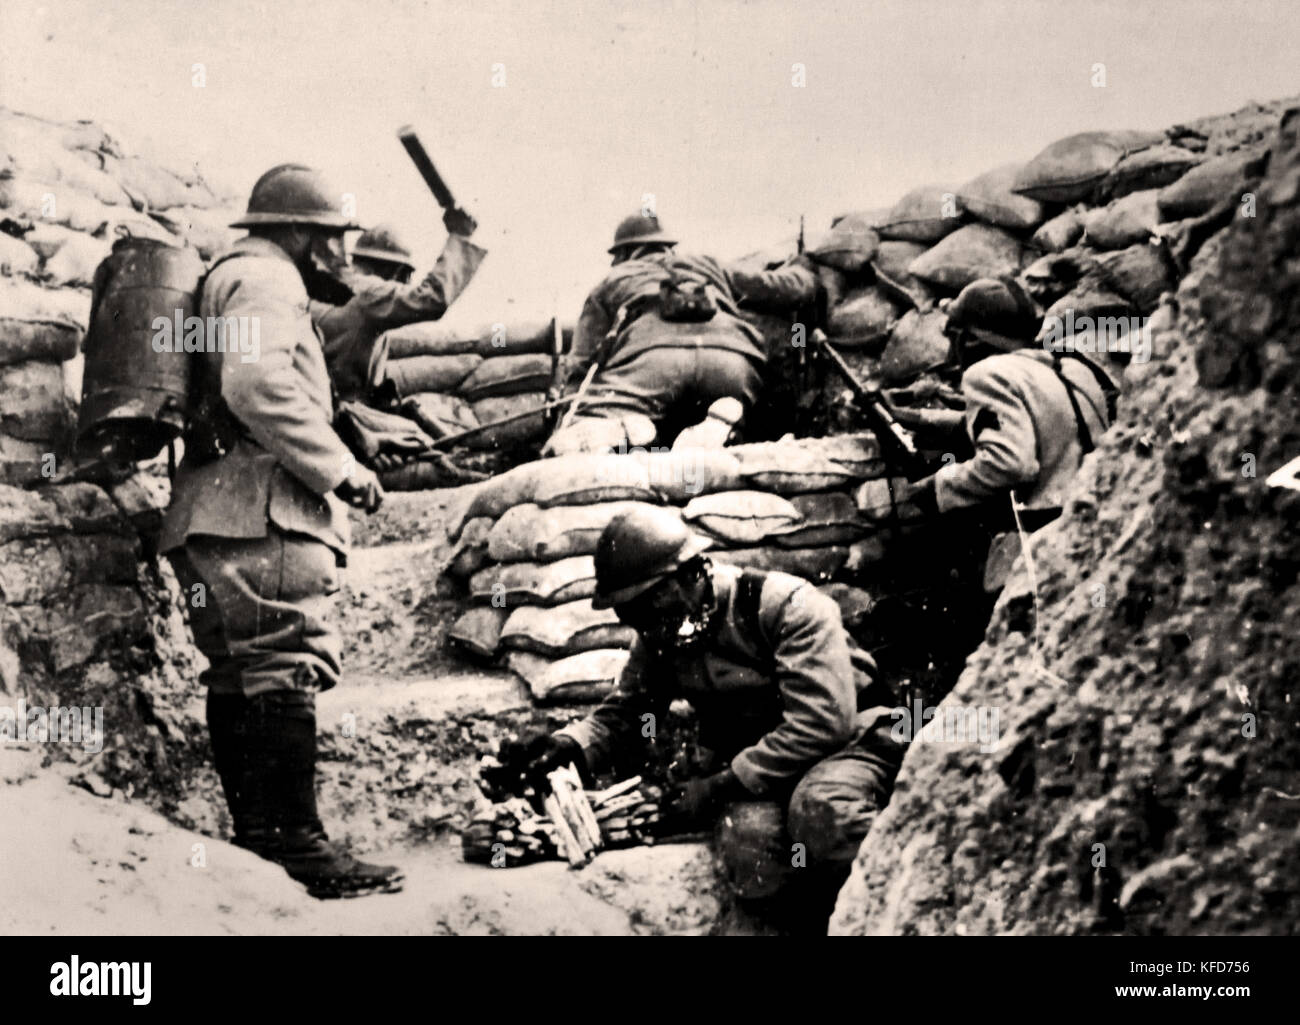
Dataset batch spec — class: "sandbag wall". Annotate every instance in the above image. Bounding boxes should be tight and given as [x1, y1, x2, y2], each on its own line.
[783, 119, 1273, 411]
[382, 318, 572, 461]
[441, 436, 887, 704]
[0, 107, 219, 795]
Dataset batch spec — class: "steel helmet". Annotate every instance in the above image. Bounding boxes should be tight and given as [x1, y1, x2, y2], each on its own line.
[230, 163, 360, 230]
[608, 212, 677, 255]
[352, 224, 415, 271]
[592, 506, 712, 609]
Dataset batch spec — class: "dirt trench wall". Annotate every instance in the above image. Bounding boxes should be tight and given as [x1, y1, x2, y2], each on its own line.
[831, 107, 1300, 936]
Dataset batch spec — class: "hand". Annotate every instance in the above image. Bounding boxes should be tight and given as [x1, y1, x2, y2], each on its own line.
[523, 733, 586, 791]
[443, 206, 477, 237]
[856, 476, 936, 521]
[665, 769, 744, 822]
[335, 463, 384, 513]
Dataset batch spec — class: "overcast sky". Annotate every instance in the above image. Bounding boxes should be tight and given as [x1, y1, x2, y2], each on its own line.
[2, 0, 1298, 325]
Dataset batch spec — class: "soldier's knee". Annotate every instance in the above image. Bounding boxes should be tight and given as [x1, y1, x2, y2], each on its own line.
[715, 801, 791, 900]
[787, 779, 881, 866]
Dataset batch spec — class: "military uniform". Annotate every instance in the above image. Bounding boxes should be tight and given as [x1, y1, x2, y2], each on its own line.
[160, 235, 354, 696]
[935, 349, 1114, 516]
[554, 251, 818, 442]
[312, 234, 486, 401]
[558, 561, 903, 896]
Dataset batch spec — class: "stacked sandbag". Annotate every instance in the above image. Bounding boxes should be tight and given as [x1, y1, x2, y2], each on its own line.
[379, 318, 570, 454]
[440, 437, 889, 702]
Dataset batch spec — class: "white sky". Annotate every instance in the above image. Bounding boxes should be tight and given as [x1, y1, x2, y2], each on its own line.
[2, 0, 1298, 325]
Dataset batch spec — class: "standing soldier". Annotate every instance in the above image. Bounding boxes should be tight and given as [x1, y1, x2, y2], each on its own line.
[159, 163, 402, 899]
[547, 212, 821, 450]
[313, 211, 486, 403]
[494, 506, 905, 932]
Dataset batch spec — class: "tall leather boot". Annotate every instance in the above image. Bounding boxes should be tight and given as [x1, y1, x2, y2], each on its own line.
[205, 690, 266, 844]
[224, 689, 405, 899]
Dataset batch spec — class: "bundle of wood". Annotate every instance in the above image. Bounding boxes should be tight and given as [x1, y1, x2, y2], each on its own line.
[461, 771, 666, 868]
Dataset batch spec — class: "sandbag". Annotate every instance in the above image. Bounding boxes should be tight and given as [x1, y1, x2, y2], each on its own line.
[771, 492, 868, 548]
[456, 353, 553, 401]
[40, 232, 111, 288]
[383, 321, 476, 359]
[445, 517, 495, 580]
[1012, 130, 1164, 203]
[709, 545, 849, 583]
[506, 649, 627, 704]
[1038, 281, 1135, 341]
[542, 412, 657, 457]
[1098, 143, 1202, 202]
[401, 391, 479, 439]
[635, 448, 744, 502]
[470, 556, 597, 607]
[1029, 206, 1086, 253]
[1082, 190, 1161, 249]
[730, 442, 860, 494]
[826, 286, 900, 347]
[534, 454, 659, 508]
[682, 490, 801, 545]
[0, 114, 132, 206]
[467, 392, 550, 450]
[1095, 242, 1177, 315]
[447, 605, 509, 660]
[0, 175, 120, 234]
[0, 319, 81, 367]
[869, 240, 938, 310]
[1156, 149, 1264, 221]
[20, 222, 86, 261]
[0, 360, 71, 441]
[385, 354, 482, 397]
[146, 206, 238, 261]
[0, 232, 39, 275]
[1021, 248, 1098, 305]
[876, 185, 964, 243]
[806, 212, 880, 272]
[879, 309, 952, 385]
[907, 224, 1023, 291]
[469, 318, 566, 358]
[0, 432, 51, 486]
[0, 275, 92, 330]
[500, 600, 636, 657]
[488, 501, 671, 563]
[106, 154, 216, 211]
[956, 162, 1047, 230]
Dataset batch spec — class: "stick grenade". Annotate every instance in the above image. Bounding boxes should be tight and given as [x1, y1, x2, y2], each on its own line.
[397, 125, 461, 213]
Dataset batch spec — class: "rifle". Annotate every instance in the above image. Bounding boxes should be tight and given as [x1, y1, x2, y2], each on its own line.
[811, 328, 928, 480]
[412, 393, 579, 456]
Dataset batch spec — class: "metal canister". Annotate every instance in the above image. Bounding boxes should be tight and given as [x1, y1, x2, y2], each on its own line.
[76, 235, 206, 463]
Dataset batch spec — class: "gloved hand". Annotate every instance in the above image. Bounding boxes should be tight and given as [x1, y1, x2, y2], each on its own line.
[443, 206, 477, 237]
[665, 769, 745, 822]
[491, 733, 587, 796]
[335, 463, 384, 513]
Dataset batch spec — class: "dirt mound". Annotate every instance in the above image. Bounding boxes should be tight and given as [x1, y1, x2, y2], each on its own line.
[832, 105, 1300, 936]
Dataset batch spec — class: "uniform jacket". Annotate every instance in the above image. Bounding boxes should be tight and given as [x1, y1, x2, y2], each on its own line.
[160, 236, 354, 559]
[557, 251, 818, 390]
[934, 349, 1112, 515]
[311, 234, 487, 399]
[558, 563, 881, 796]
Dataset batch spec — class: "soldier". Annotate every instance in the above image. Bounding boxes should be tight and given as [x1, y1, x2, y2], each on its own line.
[547, 212, 821, 449]
[313, 212, 485, 404]
[495, 506, 905, 932]
[159, 163, 402, 899]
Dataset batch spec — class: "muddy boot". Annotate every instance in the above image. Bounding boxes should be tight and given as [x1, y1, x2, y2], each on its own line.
[672, 397, 744, 450]
[234, 691, 405, 899]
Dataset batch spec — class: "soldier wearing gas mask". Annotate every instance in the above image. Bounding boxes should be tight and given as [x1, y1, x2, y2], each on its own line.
[497, 506, 905, 931]
[161, 163, 400, 900]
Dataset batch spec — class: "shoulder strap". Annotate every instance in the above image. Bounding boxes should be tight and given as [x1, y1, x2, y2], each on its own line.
[735, 569, 769, 653]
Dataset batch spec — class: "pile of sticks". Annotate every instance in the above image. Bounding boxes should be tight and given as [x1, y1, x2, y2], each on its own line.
[461, 769, 666, 868]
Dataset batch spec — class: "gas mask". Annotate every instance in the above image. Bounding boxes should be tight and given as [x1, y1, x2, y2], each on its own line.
[301, 231, 356, 305]
[620, 563, 719, 657]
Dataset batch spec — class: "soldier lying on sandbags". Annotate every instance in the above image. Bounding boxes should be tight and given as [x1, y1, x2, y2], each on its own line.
[312, 213, 486, 403]
[491, 505, 904, 933]
[546, 211, 820, 452]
